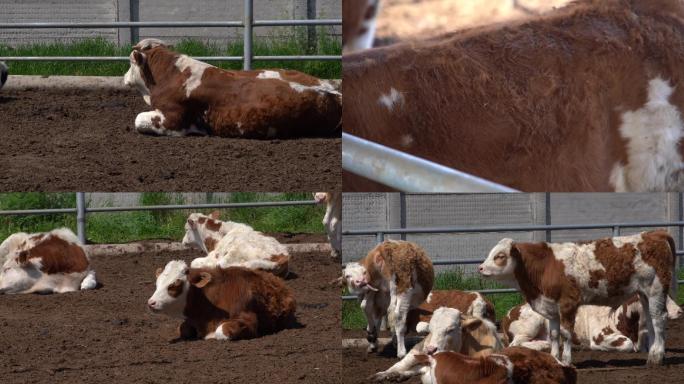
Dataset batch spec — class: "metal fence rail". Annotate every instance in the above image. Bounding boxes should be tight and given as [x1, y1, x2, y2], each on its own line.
[342, 221, 684, 300]
[0, 192, 317, 244]
[0, 0, 341, 70]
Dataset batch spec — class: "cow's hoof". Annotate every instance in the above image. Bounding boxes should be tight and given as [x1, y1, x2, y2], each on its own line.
[647, 352, 664, 366]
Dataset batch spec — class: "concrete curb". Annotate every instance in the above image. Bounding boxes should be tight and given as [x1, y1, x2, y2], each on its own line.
[85, 241, 331, 257]
[3, 75, 342, 91]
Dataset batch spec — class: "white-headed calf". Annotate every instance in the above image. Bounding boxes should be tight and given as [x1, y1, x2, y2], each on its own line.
[182, 211, 290, 277]
[479, 230, 676, 365]
[314, 192, 341, 258]
[0, 228, 97, 294]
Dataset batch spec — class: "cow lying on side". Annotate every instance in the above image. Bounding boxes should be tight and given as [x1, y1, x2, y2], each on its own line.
[412, 347, 577, 384]
[314, 192, 341, 258]
[407, 290, 497, 331]
[372, 307, 503, 382]
[147, 260, 296, 340]
[0, 61, 7, 90]
[479, 230, 676, 365]
[0, 228, 97, 294]
[182, 211, 290, 277]
[123, 38, 341, 138]
[344, 240, 434, 357]
[502, 295, 683, 353]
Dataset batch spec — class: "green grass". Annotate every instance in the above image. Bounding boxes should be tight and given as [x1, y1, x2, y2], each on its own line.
[0, 192, 324, 244]
[342, 267, 684, 330]
[0, 31, 341, 78]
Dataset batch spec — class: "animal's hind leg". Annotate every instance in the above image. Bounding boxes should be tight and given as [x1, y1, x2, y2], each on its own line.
[134, 109, 191, 136]
[212, 312, 258, 341]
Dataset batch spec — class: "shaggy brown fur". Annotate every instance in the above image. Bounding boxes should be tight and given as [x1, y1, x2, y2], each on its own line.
[362, 240, 434, 295]
[18, 235, 89, 274]
[180, 267, 296, 340]
[343, 0, 684, 191]
[131, 43, 341, 139]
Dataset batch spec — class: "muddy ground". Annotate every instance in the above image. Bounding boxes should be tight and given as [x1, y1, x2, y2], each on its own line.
[0, 88, 340, 191]
[341, 318, 684, 383]
[0, 248, 340, 384]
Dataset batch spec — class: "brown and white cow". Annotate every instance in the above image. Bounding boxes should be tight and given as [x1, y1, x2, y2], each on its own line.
[343, 0, 380, 53]
[502, 295, 683, 353]
[0, 228, 97, 294]
[123, 38, 341, 138]
[372, 306, 503, 383]
[182, 212, 290, 278]
[410, 347, 577, 384]
[313, 192, 341, 258]
[479, 230, 677, 365]
[343, 0, 684, 192]
[343, 239, 434, 357]
[407, 290, 497, 332]
[147, 260, 296, 340]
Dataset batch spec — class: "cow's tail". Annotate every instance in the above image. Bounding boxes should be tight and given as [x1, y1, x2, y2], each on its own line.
[664, 233, 678, 300]
[80, 270, 98, 290]
[0, 61, 7, 89]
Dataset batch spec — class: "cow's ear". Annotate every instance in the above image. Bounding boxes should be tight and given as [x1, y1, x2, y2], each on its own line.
[373, 251, 385, 270]
[209, 210, 220, 220]
[461, 317, 482, 332]
[187, 218, 197, 229]
[191, 271, 212, 288]
[416, 321, 430, 333]
[155, 267, 163, 278]
[17, 251, 29, 265]
[133, 50, 146, 66]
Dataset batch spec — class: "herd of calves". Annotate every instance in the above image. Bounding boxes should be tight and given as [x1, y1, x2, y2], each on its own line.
[0, 192, 341, 342]
[342, 231, 681, 383]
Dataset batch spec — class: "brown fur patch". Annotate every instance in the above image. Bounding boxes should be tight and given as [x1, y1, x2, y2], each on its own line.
[204, 236, 218, 252]
[362, 240, 434, 295]
[593, 239, 637, 297]
[503, 346, 577, 384]
[407, 290, 496, 331]
[638, 230, 675, 294]
[205, 219, 221, 232]
[197, 217, 207, 225]
[183, 267, 296, 340]
[459, 316, 501, 357]
[616, 295, 641, 343]
[611, 337, 626, 347]
[431, 351, 509, 384]
[502, 304, 523, 345]
[167, 279, 184, 298]
[19, 234, 89, 274]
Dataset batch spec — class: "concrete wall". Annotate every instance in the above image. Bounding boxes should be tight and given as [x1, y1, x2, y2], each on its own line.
[0, 0, 340, 46]
[342, 193, 683, 271]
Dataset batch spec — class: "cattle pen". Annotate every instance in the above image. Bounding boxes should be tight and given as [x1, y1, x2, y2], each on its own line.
[0, 192, 340, 383]
[0, 0, 342, 192]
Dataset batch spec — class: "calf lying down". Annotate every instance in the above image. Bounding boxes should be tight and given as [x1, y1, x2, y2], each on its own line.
[413, 347, 576, 384]
[147, 261, 296, 340]
[0, 228, 97, 294]
[182, 211, 290, 278]
[502, 295, 683, 352]
[372, 307, 503, 382]
[407, 290, 497, 331]
[124, 38, 341, 138]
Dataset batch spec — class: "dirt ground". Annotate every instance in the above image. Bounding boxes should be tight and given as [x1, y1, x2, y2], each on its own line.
[0, 88, 341, 191]
[0, 248, 340, 384]
[341, 318, 684, 383]
[375, 0, 571, 44]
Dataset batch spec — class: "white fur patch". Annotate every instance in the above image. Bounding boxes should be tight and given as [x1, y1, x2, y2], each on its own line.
[378, 88, 404, 111]
[549, 242, 608, 300]
[613, 77, 684, 191]
[135, 110, 183, 136]
[257, 70, 282, 80]
[289, 80, 341, 96]
[174, 55, 213, 98]
[400, 134, 414, 148]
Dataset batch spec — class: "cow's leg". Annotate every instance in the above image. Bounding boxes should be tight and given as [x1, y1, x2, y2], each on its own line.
[364, 291, 379, 352]
[371, 347, 424, 382]
[548, 317, 561, 362]
[213, 312, 258, 341]
[559, 301, 578, 365]
[134, 109, 193, 137]
[178, 320, 197, 340]
[330, 218, 341, 258]
[393, 289, 413, 358]
[643, 291, 667, 365]
[591, 333, 634, 352]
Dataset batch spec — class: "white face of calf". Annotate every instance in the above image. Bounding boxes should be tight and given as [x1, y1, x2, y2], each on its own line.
[422, 307, 463, 355]
[181, 212, 220, 253]
[479, 238, 517, 281]
[313, 192, 329, 204]
[147, 260, 190, 318]
[342, 262, 378, 295]
[0, 253, 42, 294]
[123, 50, 151, 104]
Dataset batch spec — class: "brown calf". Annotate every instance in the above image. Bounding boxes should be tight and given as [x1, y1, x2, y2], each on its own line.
[344, 0, 684, 191]
[407, 290, 496, 332]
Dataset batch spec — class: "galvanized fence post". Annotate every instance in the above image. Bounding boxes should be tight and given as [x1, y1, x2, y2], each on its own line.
[243, 0, 254, 70]
[76, 192, 86, 243]
[612, 225, 620, 237]
[376, 232, 384, 244]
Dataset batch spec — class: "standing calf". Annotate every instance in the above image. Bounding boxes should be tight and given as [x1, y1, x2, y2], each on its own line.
[479, 230, 676, 365]
[314, 192, 341, 258]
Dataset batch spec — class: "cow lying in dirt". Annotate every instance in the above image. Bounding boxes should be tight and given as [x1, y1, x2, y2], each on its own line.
[147, 260, 296, 340]
[0, 228, 97, 294]
[502, 295, 683, 353]
[123, 38, 341, 138]
[182, 211, 290, 277]
[372, 307, 503, 382]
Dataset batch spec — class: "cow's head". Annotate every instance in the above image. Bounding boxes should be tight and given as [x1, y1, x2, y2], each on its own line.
[313, 192, 329, 204]
[123, 39, 168, 105]
[478, 238, 518, 281]
[0, 249, 43, 294]
[147, 260, 190, 317]
[342, 262, 378, 295]
[420, 308, 486, 355]
[182, 212, 222, 254]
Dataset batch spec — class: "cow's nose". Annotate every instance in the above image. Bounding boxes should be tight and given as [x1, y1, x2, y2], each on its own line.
[478, 265, 484, 273]
[147, 300, 156, 308]
[426, 345, 438, 355]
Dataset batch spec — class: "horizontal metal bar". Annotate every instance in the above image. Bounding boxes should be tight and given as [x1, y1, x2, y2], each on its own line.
[0, 19, 340, 29]
[342, 133, 518, 193]
[0, 200, 316, 216]
[0, 56, 339, 62]
[343, 222, 684, 236]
